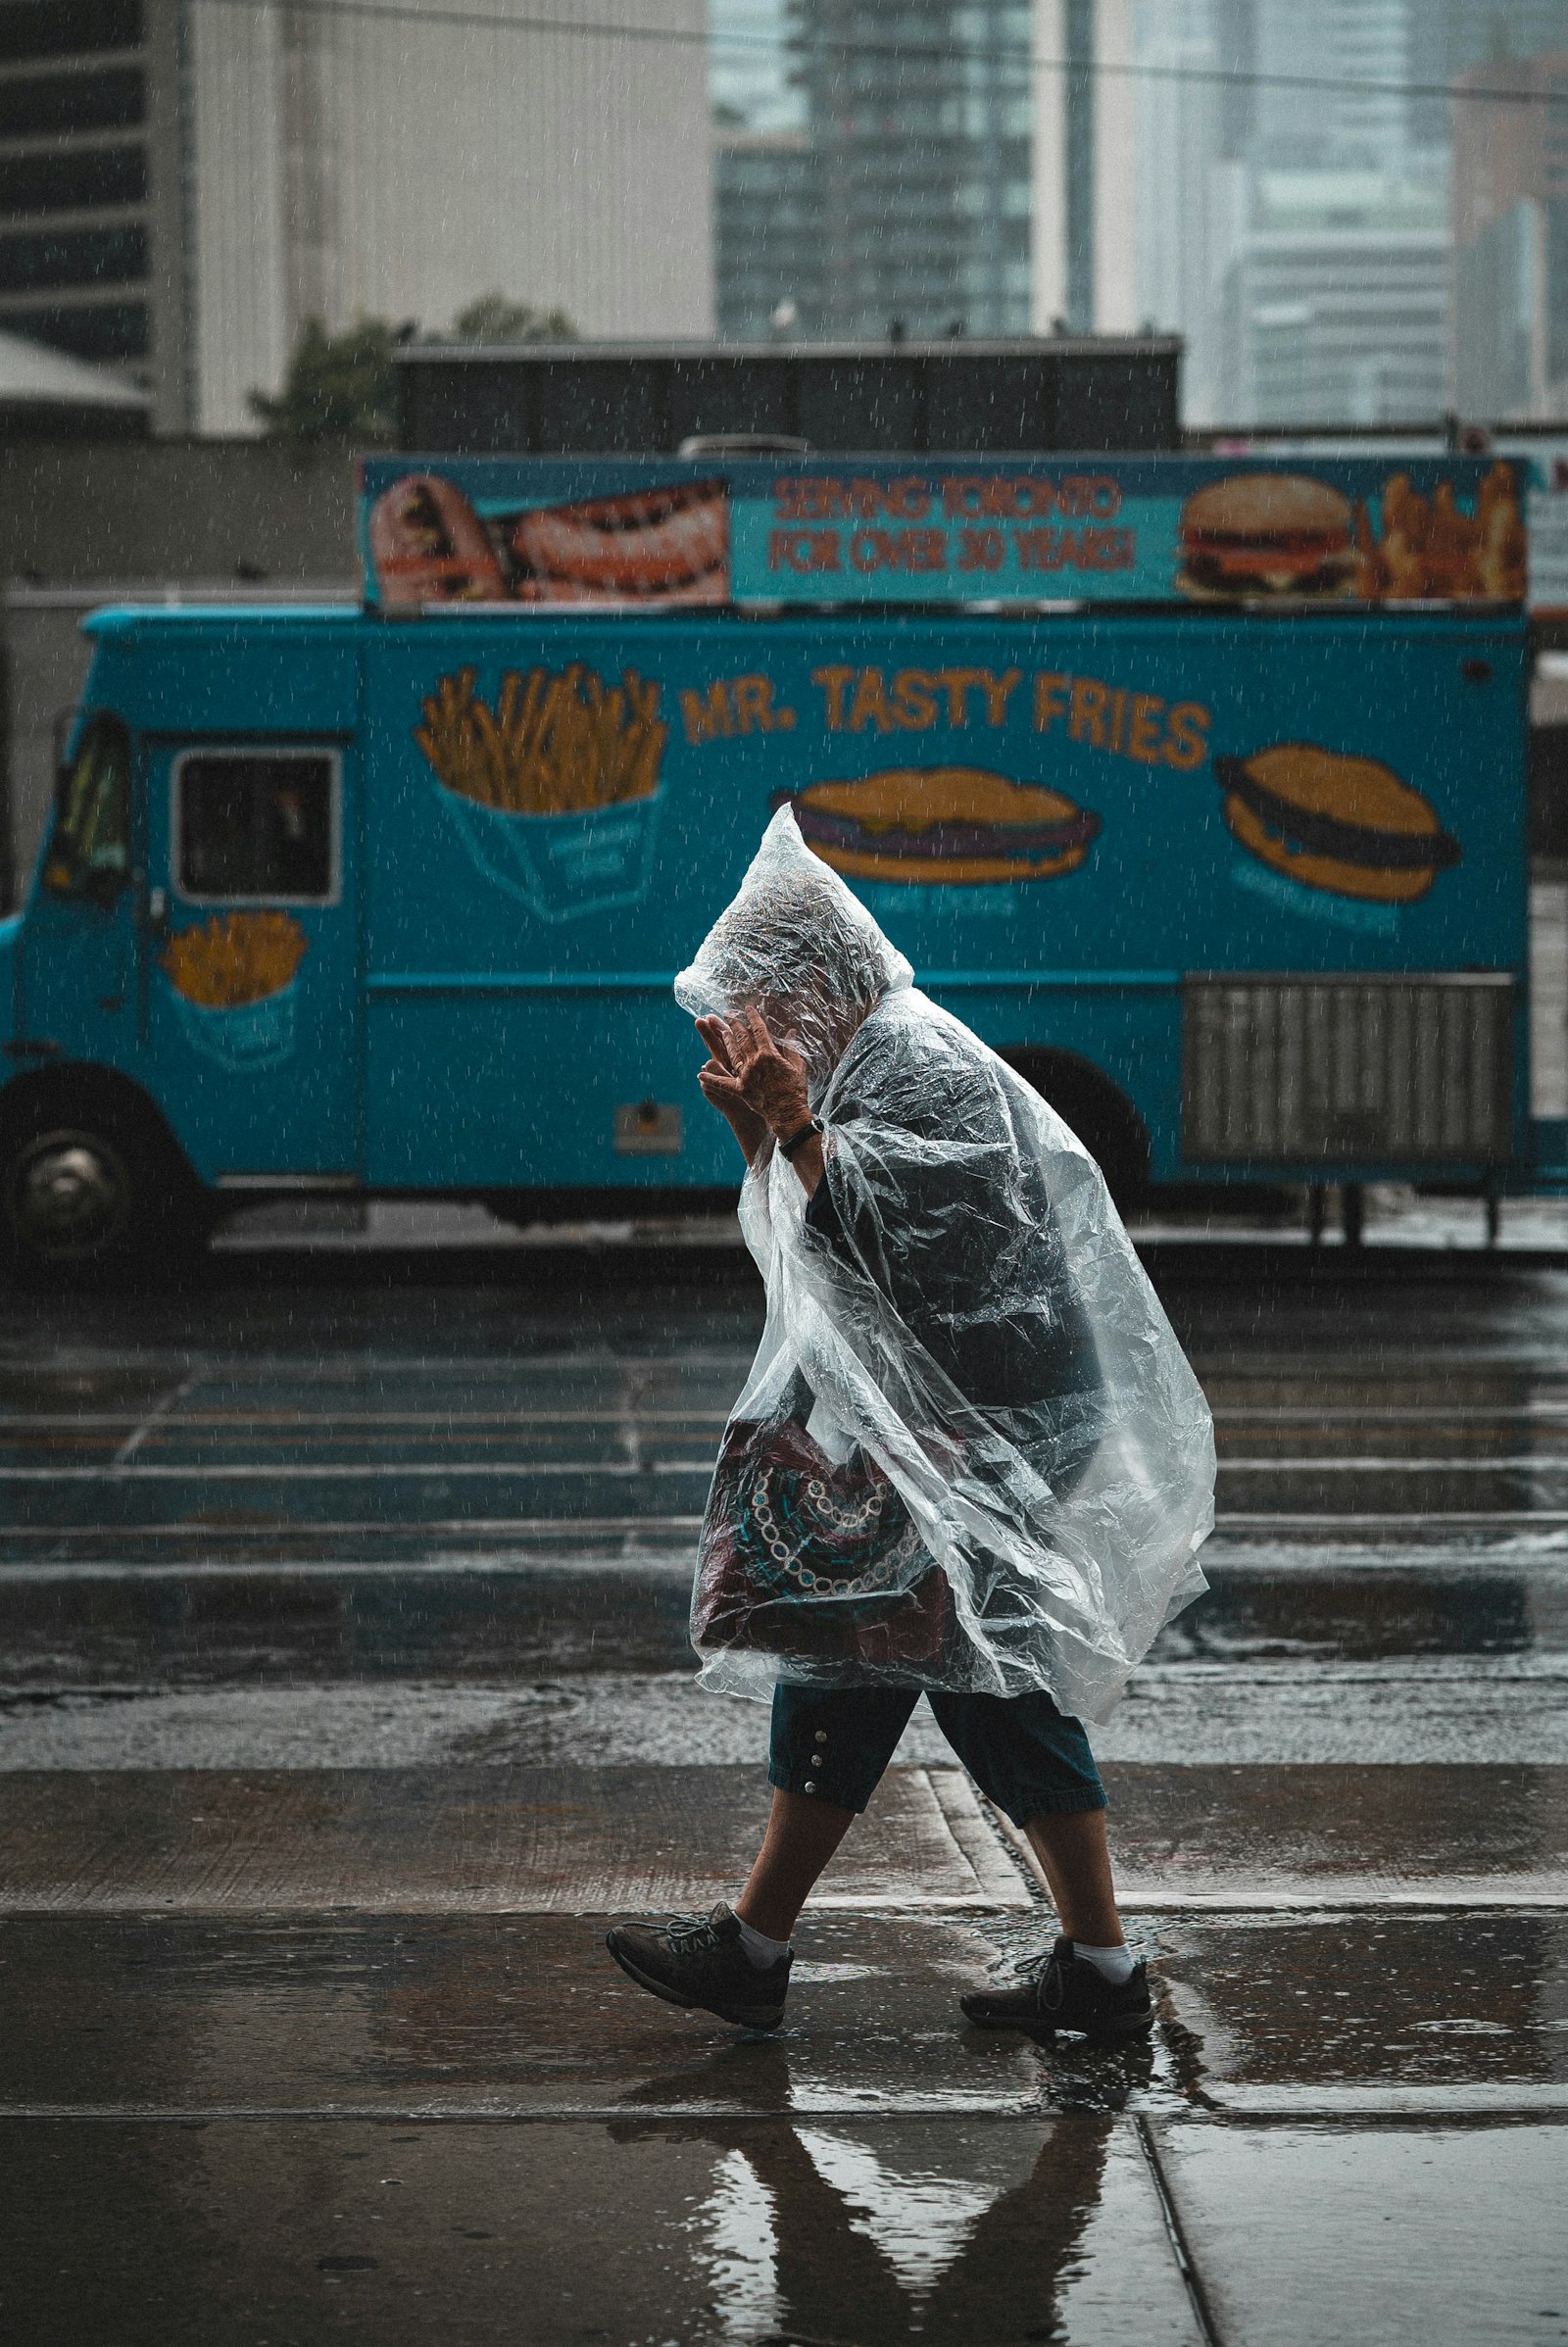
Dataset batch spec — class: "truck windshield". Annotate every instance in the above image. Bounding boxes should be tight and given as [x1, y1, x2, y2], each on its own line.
[43, 715, 131, 900]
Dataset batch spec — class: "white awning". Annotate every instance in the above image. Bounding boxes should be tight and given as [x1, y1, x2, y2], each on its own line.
[0, 327, 149, 414]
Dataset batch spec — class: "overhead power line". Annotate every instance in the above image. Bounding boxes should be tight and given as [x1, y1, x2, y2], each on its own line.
[176, 0, 1568, 112]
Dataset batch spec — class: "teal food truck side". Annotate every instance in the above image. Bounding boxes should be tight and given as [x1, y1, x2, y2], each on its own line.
[0, 593, 1536, 1275]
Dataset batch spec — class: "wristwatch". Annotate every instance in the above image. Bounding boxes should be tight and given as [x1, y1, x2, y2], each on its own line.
[778, 1115, 824, 1161]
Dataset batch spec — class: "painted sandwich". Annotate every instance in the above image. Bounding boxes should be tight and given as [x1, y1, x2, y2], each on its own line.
[1177, 473, 1359, 601]
[1216, 742, 1461, 904]
[780, 767, 1101, 884]
[368, 473, 507, 605]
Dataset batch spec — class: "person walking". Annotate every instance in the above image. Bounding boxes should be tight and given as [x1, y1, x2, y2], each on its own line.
[607, 809, 1214, 2043]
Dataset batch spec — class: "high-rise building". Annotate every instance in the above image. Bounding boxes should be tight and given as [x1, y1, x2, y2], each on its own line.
[0, 0, 188, 430]
[1415, 2, 1568, 90]
[1251, 0, 1415, 167]
[0, 0, 714, 435]
[1131, 0, 1224, 417]
[710, 0, 818, 338]
[713, 128, 820, 340]
[1205, 0, 1450, 424]
[709, 0, 1137, 346]
[1133, 0, 1568, 426]
[710, 0, 801, 134]
[1033, 0, 1138, 334]
[709, 0, 1568, 417]
[1451, 48, 1568, 418]
[786, 0, 1035, 340]
[1217, 167, 1448, 423]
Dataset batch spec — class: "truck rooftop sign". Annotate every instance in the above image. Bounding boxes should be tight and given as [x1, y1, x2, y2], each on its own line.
[359, 454, 1529, 613]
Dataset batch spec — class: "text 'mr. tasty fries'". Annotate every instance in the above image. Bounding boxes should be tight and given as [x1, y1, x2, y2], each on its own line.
[162, 911, 309, 1008]
[416, 663, 667, 816]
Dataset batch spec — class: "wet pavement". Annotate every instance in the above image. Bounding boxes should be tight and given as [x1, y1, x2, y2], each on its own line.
[3, 1229, 1568, 2340]
[1, 2110, 1201, 2346]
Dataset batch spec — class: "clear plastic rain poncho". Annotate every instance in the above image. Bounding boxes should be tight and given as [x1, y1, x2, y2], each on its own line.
[675, 807, 1214, 1723]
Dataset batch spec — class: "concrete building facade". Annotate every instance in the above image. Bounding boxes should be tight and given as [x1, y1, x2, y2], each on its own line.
[0, 0, 714, 435]
[186, 0, 714, 433]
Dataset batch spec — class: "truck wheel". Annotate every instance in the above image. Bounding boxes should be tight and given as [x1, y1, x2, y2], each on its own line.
[0, 1095, 211, 1286]
[1000, 1050, 1151, 1211]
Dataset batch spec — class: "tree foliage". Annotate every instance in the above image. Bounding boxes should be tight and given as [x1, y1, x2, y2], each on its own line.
[250, 297, 578, 443]
[248, 317, 402, 445]
[448, 292, 576, 345]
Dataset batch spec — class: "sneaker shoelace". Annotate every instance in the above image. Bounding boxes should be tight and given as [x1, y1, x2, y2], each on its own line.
[984, 1945, 1064, 2009]
[663, 1913, 724, 1954]
[1044, 1942, 1116, 2012]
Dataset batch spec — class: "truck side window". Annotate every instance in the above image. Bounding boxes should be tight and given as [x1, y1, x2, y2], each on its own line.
[175, 752, 335, 903]
[44, 714, 130, 900]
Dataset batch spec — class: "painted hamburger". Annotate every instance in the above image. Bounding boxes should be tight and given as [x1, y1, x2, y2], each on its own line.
[1216, 742, 1461, 904]
[1178, 473, 1358, 601]
[780, 767, 1101, 884]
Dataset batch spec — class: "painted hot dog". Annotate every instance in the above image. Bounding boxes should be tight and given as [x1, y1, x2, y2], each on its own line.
[512, 480, 728, 603]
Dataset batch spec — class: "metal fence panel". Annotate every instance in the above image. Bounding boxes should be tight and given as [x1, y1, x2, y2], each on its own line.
[394, 339, 1182, 456]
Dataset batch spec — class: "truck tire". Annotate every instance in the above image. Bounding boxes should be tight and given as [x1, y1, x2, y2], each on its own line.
[999, 1050, 1151, 1211]
[0, 1084, 213, 1287]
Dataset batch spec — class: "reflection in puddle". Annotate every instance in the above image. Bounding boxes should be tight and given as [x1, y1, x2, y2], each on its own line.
[699, 2147, 780, 2342]
[677, 2114, 1115, 2342]
[789, 1962, 880, 1983]
[795, 2124, 1015, 2297]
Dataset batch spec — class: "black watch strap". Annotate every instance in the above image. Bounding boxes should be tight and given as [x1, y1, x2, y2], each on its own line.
[778, 1115, 824, 1161]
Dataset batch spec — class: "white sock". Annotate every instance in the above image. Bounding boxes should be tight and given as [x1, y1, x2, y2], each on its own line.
[735, 1913, 792, 1970]
[1073, 1940, 1137, 1985]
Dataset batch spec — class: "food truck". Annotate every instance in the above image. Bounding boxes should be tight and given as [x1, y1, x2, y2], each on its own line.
[0, 449, 1556, 1277]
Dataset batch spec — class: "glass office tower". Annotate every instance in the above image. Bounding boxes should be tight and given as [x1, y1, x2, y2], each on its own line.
[713, 0, 1034, 341]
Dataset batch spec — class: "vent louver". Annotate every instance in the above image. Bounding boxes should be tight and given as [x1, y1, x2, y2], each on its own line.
[1182, 973, 1515, 1165]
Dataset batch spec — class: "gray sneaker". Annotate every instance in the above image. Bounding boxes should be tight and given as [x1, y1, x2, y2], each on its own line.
[961, 1935, 1152, 2044]
[605, 1901, 792, 2029]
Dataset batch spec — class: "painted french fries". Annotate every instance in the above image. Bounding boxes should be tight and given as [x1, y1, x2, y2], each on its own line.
[1351, 462, 1526, 603]
[162, 911, 309, 1007]
[415, 662, 667, 814]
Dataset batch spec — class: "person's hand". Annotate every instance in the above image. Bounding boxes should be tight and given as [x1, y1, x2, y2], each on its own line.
[698, 1007, 824, 1194]
[695, 1014, 769, 1162]
[708, 1005, 811, 1142]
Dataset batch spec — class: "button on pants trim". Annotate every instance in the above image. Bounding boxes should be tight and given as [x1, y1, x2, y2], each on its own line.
[767, 1681, 1105, 1825]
